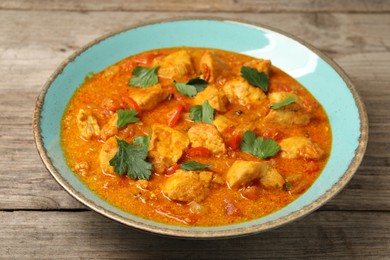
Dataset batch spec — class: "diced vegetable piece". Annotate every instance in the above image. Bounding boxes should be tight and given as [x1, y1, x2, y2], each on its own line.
[227, 134, 242, 151]
[168, 103, 185, 127]
[185, 147, 211, 157]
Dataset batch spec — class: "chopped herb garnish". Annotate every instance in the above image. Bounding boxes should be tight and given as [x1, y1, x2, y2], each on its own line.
[174, 77, 208, 97]
[128, 66, 159, 87]
[240, 131, 280, 159]
[116, 109, 139, 127]
[189, 100, 214, 124]
[240, 66, 269, 92]
[109, 136, 152, 180]
[270, 96, 296, 110]
[284, 181, 292, 191]
[180, 161, 214, 171]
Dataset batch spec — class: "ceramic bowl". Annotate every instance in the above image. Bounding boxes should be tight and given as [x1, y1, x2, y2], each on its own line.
[33, 18, 368, 238]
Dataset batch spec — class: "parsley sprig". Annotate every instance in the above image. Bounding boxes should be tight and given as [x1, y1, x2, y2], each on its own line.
[116, 109, 139, 127]
[109, 136, 152, 180]
[189, 100, 214, 124]
[180, 161, 214, 171]
[270, 96, 296, 110]
[129, 66, 159, 87]
[240, 131, 280, 159]
[241, 66, 269, 92]
[174, 77, 208, 97]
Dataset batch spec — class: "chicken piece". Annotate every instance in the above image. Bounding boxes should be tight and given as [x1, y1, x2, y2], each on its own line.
[188, 123, 226, 155]
[213, 114, 234, 133]
[280, 136, 325, 160]
[99, 136, 118, 175]
[262, 110, 311, 127]
[162, 170, 211, 203]
[148, 125, 190, 174]
[200, 51, 231, 83]
[243, 59, 272, 76]
[226, 160, 270, 188]
[76, 109, 100, 140]
[194, 85, 229, 112]
[130, 84, 168, 111]
[263, 92, 311, 127]
[223, 78, 267, 107]
[260, 168, 285, 189]
[153, 50, 194, 79]
[100, 113, 118, 141]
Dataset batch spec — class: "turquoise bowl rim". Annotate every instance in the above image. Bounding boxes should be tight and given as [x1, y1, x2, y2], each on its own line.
[33, 17, 368, 238]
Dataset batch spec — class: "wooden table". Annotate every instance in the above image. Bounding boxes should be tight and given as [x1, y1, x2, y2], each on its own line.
[1, 1, 389, 258]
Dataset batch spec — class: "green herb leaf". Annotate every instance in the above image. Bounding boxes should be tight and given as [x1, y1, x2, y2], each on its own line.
[270, 96, 296, 110]
[241, 66, 269, 92]
[201, 100, 214, 124]
[240, 131, 280, 159]
[129, 66, 159, 87]
[189, 101, 214, 124]
[174, 77, 208, 97]
[189, 105, 202, 123]
[284, 181, 292, 191]
[240, 131, 257, 154]
[180, 161, 214, 171]
[116, 109, 139, 127]
[109, 137, 152, 180]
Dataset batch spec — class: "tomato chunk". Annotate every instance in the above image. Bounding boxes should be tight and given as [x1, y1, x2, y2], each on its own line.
[185, 147, 211, 158]
[223, 198, 242, 217]
[166, 164, 181, 175]
[123, 96, 141, 114]
[227, 134, 242, 151]
[168, 103, 185, 127]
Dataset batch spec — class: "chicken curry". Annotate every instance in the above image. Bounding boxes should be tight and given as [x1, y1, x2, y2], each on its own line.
[61, 47, 331, 226]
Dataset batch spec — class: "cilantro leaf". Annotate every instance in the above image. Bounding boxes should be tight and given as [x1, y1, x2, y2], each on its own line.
[109, 137, 152, 180]
[189, 101, 214, 124]
[284, 181, 292, 191]
[129, 66, 159, 87]
[116, 109, 139, 127]
[270, 96, 296, 110]
[174, 77, 208, 97]
[180, 161, 214, 171]
[240, 131, 280, 159]
[240, 131, 257, 154]
[189, 105, 202, 123]
[241, 66, 269, 92]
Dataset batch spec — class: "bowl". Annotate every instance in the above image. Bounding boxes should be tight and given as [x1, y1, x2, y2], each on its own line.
[33, 18, 368, 238]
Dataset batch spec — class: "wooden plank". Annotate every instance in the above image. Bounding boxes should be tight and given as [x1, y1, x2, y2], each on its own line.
[1, 0, 390, 13]
[1, 210, 389, 258]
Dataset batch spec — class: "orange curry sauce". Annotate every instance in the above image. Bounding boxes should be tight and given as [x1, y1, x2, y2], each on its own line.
[61, 47, 331, 226]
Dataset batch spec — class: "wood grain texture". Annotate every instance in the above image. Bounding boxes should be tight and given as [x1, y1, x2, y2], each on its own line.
[0, 3, 389, 258]
[1, 211, 389, 258]
[1, 0, 390, 13]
